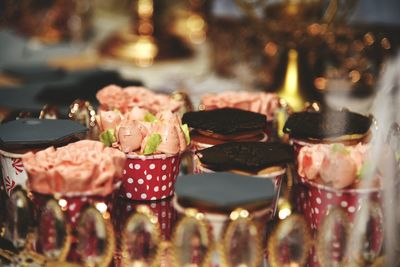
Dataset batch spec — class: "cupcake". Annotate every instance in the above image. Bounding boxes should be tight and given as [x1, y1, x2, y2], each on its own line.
[0, 119, 86, 196]
[194, 141, 293, 180]
[174, 172, 279, 245]
[96, 84, 184, 115]
[97, 108, 190, 200]
[296, 142, 387, 267]
[182, 108, 268, 150]
[296, 142, 385, 229]
[283, 110, 372, 155]
[22, 140, 126, 225]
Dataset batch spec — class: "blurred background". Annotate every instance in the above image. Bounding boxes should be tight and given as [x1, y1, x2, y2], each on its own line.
[0, 0, 399, 119]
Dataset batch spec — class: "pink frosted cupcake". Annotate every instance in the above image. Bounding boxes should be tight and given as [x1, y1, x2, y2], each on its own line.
[296, 143, 384, 229]
[97, 108, 190, 200]
[22, 140, 126, 225]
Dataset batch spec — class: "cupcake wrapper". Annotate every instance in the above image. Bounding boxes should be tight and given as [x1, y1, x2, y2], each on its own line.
[295, 176, 384, 267]
[121, 154, 181, 201]
[1, 150, 28, 196]
[295, 176, 382, 230]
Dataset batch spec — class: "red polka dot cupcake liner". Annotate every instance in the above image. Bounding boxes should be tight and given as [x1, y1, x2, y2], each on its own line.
[295, 175, 382, 231]
[120, 153, 181, 201]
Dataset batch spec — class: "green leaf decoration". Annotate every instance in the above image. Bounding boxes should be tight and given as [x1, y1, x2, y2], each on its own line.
[332, 144, 349, 154]
[99, 129, 117, 147]
[144, 112, 157, 122]
[143, 133, 162, 155]
[357, 162, 374, 179]
[181, 124, 190, 145]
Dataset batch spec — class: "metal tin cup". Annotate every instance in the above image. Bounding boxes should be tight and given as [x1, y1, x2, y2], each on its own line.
[1, 150, 28, 195]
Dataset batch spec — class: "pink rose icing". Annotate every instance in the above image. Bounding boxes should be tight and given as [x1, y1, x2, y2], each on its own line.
[22, 140, 126, 196]
[97, 110, 122, 131]
[297, 143, 369, 189]
[201, 91, 281, 121]
[96, 85, 183, 114]
[110, 110, 187, 155]
[117, 121, 144, 153]
[96, 85, 127, 112]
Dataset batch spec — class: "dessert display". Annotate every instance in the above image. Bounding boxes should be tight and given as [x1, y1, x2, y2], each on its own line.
[195, 141, 293, 178]
[22, 140, 126, 224]
[0, 119, 87, 196]
[182, 108, 267, 150]
[283, 110, 372, 154]
[96, 84, 184, 114]
[0, 84, 391, 267]
[200, 91, 281, 121]
[97, 108, 190, 200]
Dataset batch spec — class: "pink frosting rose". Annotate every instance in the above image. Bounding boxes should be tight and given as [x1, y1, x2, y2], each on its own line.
[97, 110, 122, 132]
[117, 120, 144, 153]
[297, 143, 369, 189]
[201, 91, 281, 121]
[113, 110, 187, 155]
[22, 140, 126, 196]
[96, 85, 127, 112]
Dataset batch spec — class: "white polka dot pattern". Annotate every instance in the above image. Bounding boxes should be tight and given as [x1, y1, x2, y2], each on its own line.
[296, 175, 383, 240]
[120, 154, 181, 200]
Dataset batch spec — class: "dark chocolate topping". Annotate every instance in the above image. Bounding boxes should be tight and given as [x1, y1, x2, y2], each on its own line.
[283, 110, 372, 139]
[182, 108, 267, 135]
[0, 119, 87, 150]
[196, 141, 294, 172]
[175, 172, 276, 212]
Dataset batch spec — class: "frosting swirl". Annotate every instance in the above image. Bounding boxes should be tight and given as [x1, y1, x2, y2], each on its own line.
[96, 85, 183, 114]
[23, 140, 126, 196]
[98, 109, 189, 155]
[297, 143, 370, 189]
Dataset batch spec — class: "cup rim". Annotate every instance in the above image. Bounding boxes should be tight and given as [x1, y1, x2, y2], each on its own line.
[172, 195, 273, 220]
[0, 149, 24, 158]
[198, 164, 286, 179]
[297, 175, 381, 194]
[191, 132, 268, 148]
[29, 181, 121, 198]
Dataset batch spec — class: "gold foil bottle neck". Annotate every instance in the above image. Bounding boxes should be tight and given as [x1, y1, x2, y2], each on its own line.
[277, 49, 306, 112]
